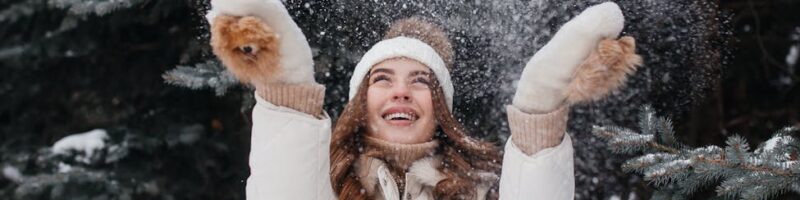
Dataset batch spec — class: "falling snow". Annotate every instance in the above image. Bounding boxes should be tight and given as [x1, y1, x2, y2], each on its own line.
[279, 0, 726, 198]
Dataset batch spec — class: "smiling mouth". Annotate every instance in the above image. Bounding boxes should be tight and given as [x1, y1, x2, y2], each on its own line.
[381, 109, 418, 126]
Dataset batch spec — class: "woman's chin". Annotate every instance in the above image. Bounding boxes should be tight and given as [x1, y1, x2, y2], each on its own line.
[380, 128, 429, 144]
[368, 118, 435, 144]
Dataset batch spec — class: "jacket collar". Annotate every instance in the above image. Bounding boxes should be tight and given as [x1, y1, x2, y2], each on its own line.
[355, 154, 499, 200]
[355, 155, 446, 196]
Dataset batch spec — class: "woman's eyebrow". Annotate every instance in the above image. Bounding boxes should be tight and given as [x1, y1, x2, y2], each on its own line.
[370, 68, 394, 75]
[409, 70, 431, 77]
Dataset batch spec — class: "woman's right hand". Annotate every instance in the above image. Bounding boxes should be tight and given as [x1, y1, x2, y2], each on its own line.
[207, 0, 316, 86]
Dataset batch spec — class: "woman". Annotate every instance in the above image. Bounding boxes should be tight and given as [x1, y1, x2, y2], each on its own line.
[206, 0, 640, 199]
[329, 19, 503, 199]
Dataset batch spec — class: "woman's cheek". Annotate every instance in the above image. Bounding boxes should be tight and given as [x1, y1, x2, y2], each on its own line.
[366, 88, 385, 108]
[417, 91, 434, 113]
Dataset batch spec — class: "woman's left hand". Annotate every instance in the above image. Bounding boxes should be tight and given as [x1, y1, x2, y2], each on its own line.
[513, 2, 642, 114]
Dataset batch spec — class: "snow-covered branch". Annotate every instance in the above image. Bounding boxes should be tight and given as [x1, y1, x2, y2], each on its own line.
[162, 59, 239, 96]
[593, 106, 800, 199]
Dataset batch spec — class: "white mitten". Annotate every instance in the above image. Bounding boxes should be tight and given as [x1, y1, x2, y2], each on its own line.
[513, 2, 624, 113]
[207, 0, 315, 85]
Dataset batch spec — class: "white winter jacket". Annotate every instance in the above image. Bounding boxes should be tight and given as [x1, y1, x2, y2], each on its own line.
[247, 93, 574, 200]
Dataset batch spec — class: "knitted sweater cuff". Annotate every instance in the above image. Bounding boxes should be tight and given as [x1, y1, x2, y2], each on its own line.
[506, 105, 569, 155]
[256, 83, 326, 118]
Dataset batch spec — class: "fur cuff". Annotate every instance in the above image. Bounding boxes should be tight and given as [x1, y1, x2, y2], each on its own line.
[565, 36, 643, 104]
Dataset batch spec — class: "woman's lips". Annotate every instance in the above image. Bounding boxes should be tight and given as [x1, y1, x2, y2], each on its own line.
[385, 118, 414, 126]
[381, 107, 418, 126]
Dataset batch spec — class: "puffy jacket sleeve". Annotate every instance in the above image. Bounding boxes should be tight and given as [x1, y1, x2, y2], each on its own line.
[498, 105, 574, 200]
[246, 84, 336, 200]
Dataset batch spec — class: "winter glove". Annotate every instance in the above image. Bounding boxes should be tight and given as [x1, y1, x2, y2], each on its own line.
[207, 0, 315, 85]
[513, 2, 639, 114]
[207, 0, 325, 117]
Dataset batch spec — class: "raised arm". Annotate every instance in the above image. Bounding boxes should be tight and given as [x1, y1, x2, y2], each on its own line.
[208, 0, 324, 116]
[500, 2, 642, 199]
[207, 0, 334, 199]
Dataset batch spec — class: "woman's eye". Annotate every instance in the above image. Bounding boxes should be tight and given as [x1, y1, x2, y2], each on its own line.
[410, 77, 430, 89]
[371, 75, 390, 84]
[413, 77, 430, 85]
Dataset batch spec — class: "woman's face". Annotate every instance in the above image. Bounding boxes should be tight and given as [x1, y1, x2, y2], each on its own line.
[365, 58, 437, 144]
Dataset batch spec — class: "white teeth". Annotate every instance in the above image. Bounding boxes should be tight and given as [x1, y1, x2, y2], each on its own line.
[383, 112, 416, 121]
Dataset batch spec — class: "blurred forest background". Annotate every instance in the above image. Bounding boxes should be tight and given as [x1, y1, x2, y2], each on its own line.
[1, 0, 798, 199]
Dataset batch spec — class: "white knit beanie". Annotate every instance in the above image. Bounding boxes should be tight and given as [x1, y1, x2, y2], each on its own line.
[348, 36, 454, 111]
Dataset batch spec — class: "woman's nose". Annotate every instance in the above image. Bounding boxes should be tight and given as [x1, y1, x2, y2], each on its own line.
[391, 84, 412, 102]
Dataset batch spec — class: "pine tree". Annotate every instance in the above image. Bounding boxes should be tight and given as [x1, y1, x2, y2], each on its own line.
[0, 0, 151, 62]
[1, 0, 249, 199]
[593, 106, 800, 200]
[2, 125, 245, 200]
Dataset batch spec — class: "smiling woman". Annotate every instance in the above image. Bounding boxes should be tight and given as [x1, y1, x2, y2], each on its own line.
[206, 0, 638, 199]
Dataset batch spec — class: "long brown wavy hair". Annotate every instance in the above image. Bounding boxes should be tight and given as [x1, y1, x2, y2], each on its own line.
[330, 69, 503, 199]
